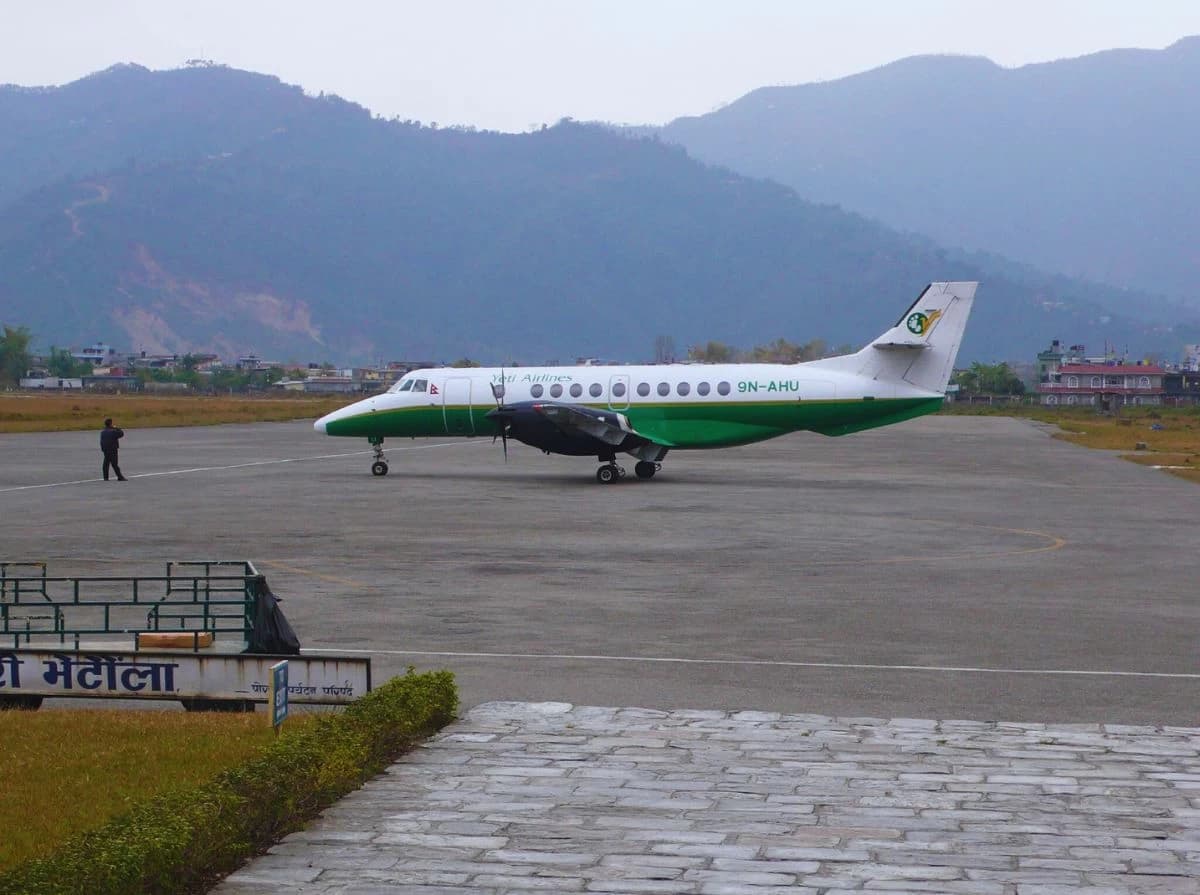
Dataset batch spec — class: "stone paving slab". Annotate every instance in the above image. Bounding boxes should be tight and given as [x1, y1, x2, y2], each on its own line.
[213, 703, 1200, 894]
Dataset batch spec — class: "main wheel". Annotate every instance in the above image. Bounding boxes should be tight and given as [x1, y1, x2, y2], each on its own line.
[595, 465, 617, 484]
[634, 461, 657, 480]
[371, 461, 389, 476]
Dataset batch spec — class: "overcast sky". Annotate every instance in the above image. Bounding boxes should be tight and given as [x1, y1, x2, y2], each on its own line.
[5, 1, 1200, 132]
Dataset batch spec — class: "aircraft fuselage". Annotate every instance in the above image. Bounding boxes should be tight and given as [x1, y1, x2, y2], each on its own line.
[315, 362, 944, 448]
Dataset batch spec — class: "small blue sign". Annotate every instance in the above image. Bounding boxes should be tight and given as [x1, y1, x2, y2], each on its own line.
[270, 660, 289, 729]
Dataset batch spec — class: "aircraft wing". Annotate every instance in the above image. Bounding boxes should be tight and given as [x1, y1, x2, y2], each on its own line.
[532, 402, 633, 445]
[487, 401, 671, 459]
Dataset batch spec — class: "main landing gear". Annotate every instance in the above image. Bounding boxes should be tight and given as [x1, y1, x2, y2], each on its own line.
[595, 463, 626, 484]
[595, 458, 662, 484]
[369, 436, 388, 476]
[634, 461, 660, 480]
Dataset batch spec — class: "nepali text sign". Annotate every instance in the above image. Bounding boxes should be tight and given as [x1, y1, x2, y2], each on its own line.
[270, 660, 289, 728]
[0, 650, 369, 704]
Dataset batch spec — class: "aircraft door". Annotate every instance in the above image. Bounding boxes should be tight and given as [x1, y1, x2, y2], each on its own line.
[443, 377, 475, 434]
[608, 374, 631, 411]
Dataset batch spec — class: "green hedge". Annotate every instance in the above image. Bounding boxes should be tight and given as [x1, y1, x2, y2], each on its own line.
[0, 669, 457, 895]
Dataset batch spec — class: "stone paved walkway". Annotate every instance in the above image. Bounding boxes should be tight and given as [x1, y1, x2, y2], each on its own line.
[214, 703, 1200, 894]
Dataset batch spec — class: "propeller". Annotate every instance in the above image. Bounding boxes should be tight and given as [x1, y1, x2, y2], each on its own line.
[489, 367, 510, 461]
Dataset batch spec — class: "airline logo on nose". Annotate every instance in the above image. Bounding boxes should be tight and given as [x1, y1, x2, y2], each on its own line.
[905, 309, 943, 336]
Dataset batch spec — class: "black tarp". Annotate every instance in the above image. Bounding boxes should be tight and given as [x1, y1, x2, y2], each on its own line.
[245, 576, 301, 654]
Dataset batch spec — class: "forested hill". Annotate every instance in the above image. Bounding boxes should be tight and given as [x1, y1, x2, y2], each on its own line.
[0, 63, 1195, 364]
[656, 38, 1200, 305]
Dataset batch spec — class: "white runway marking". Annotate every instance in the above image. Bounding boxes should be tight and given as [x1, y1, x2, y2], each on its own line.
[0, 441, 473, 493]
[304, 647, 1200, 681]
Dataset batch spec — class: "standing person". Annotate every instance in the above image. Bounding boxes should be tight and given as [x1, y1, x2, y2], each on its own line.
[100, 418, 127, 481]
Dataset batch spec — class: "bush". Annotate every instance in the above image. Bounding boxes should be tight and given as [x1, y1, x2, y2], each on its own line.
[0, 669, 457, 895]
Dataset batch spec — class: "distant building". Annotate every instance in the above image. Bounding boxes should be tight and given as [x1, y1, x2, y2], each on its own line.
[236, 354, 284, 372]
[143, 381, 191, 394]
[130, 351, 179, 369]
[73, 342, 118, 366]
[302, 376, 357, 394]
[1037, 360, 1164, 407]
[19, 377, 82, 390]
[1184, 345, 1200, 372]
[189, 353, 222, 371]
[83, 374, 139, 392]
[1162, 370, 1200, 406]
[386, 360, 435, 375]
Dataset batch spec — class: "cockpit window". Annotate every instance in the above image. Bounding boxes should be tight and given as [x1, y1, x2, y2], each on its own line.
[412, 379, 428, 393]
[398, 379, 413, 392]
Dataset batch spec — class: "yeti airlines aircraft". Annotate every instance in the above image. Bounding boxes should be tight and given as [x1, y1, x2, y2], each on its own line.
[315, 281, 976, 483]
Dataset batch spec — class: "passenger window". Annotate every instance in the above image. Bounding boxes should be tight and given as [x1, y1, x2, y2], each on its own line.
[530, 384, 544, 398]
[657, 382, 670, 396]
[589, 383, 602, 398]
[677, 382, 690, 396]
[570, 383, 583, 398]
[717, 381, 731, 396]
[412, 379, 427, 393]
[637, 382, 650, 397]
[550, 383, 563, 398]
[697, 382, 710, 396]
[612, 382, 627, 397]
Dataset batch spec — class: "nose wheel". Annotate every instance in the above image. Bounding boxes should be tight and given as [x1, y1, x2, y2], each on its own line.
[369, 436, 388, 476]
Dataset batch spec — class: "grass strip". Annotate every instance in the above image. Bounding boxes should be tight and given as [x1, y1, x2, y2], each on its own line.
[943, 404, 1200, 483]
[0, 669, 457, 895]
[0, 709, 301, 871]
[0, 395, 350, 433]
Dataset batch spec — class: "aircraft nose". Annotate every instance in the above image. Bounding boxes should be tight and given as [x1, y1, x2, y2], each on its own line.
[313, 415, 328, 434]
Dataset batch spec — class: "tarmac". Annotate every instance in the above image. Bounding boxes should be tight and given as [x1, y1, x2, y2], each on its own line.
[3, 413, 1200, 891]
[1, 414, 1197, 724]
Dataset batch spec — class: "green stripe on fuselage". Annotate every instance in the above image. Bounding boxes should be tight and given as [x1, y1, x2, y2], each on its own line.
[323, 397, 943, 447]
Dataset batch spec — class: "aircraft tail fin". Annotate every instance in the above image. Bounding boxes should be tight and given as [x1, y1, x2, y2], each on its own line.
[810, 281, 977, 394]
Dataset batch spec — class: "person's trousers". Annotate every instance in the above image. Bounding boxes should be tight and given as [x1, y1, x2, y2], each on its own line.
[102, 450, 125, 481]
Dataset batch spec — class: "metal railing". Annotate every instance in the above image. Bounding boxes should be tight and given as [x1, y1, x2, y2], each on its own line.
[0, 561, 260, 651]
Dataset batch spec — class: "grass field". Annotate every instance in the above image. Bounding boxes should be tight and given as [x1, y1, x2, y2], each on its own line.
[0, 707, 311, 872]
[946, 403, 1200, 484]
[0, 393, 351, 433]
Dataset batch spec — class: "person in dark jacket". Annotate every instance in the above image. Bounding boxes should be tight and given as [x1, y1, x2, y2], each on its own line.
[100, 418, 127, 481]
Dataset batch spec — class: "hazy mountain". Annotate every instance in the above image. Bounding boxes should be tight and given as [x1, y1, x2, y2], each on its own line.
[1, 63, 1196, 364]
[656, 38, 1200, 304]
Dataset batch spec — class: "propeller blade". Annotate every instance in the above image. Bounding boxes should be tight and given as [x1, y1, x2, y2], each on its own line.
[487, 405, 511, 462]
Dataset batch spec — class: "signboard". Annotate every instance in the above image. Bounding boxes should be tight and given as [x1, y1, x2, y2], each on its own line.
[0, 650, 370, 704]
[269, 660, 289, 729]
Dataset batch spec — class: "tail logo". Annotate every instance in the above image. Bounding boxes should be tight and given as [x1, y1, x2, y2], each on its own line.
[905, 308, 944, 336]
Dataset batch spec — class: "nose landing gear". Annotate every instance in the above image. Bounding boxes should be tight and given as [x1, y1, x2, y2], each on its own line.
[369, 436, 388, 476]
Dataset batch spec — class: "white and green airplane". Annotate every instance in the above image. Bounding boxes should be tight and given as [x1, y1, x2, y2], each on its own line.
[315, 281, 976, 483]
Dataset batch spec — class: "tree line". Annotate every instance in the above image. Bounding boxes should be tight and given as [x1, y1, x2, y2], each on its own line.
[686, 337, 855, 364]
[951, 362, 1026, 395]
[0, 324, 316, 392]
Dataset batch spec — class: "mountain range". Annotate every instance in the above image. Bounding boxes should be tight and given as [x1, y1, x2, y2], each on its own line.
[656, 37, 1200, 305]
[0, 59, 1196, 365]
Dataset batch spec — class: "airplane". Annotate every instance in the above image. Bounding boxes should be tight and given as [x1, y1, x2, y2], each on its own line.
[314, 281, 976, 483]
